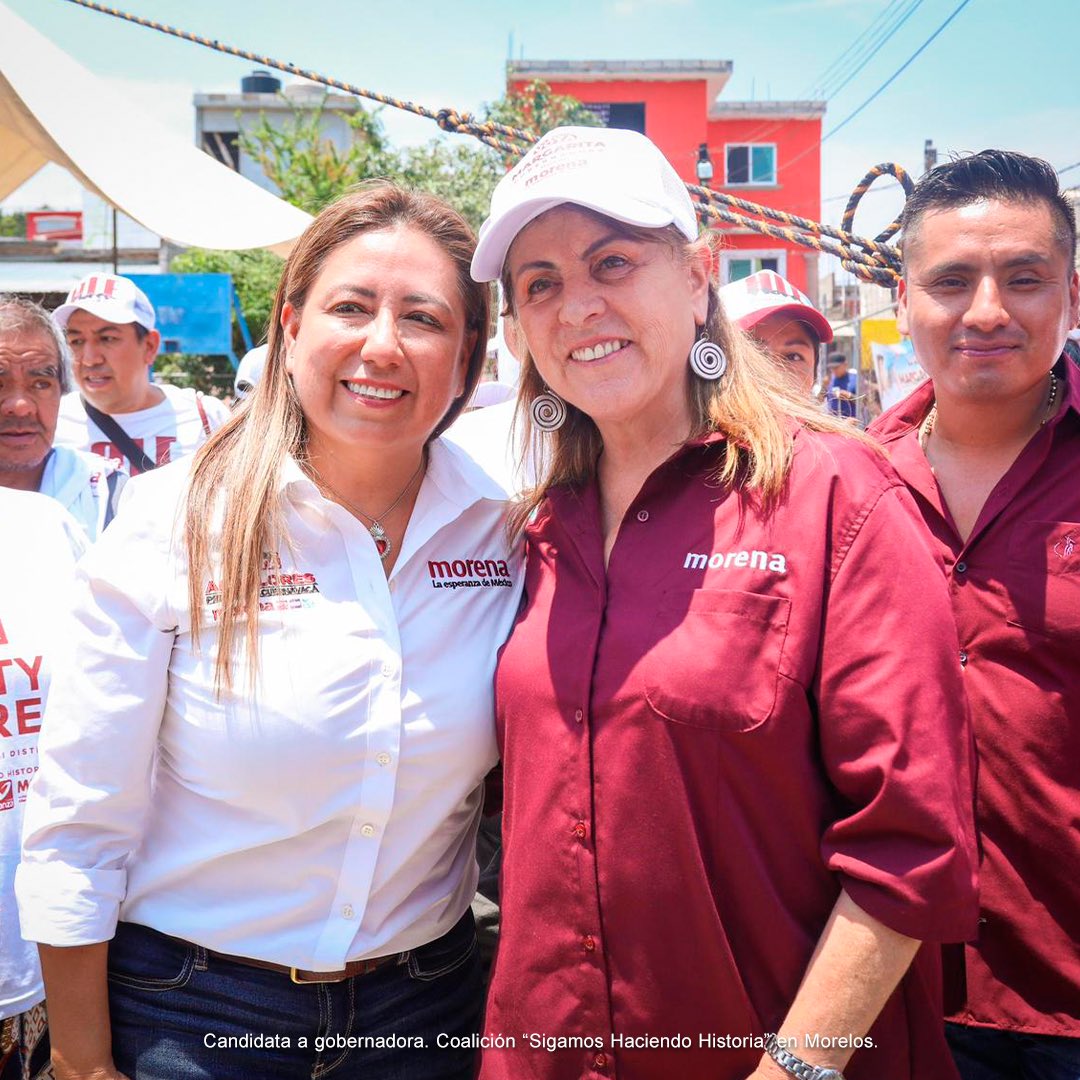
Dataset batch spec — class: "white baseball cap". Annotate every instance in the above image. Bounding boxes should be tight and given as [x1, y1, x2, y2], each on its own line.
[471, 126, 699, 283]
[234, 344, 268, 398]
[53, 273, 156, 331]
[718, 270, 833, 345]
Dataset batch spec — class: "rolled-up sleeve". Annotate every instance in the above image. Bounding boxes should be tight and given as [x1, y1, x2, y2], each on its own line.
[17, 482, 178, 945]
[816, 483, 979, 942]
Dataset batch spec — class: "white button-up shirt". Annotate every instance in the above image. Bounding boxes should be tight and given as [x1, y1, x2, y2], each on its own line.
[17, 438, 523, 971]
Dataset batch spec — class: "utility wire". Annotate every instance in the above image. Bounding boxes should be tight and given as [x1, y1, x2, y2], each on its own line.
[822, 0, 926, 103]
[821, 0, 974, 145]
[780, 0, 975, 177]
[807, 0, 906, 100]
[732, 0, 920, 153]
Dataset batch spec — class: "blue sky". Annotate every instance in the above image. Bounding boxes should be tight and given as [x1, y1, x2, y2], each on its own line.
[3, 0, 1076, 237]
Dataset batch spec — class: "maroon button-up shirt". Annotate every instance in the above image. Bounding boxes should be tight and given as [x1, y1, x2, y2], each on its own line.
[483, 429, 979, 1080]
[870, 358, 1080, 1038]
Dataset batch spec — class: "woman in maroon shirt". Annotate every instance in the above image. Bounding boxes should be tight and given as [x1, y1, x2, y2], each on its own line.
[468, 127, 980, 1080]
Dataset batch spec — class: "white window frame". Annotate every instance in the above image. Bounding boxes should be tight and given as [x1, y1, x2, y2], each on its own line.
[724, 142, 778, 187]
[720, 250, 787, 284]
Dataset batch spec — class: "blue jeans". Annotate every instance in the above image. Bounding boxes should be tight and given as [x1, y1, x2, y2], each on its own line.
[108, 911, 482, 1079]
[947, 1022, 1080, 1080]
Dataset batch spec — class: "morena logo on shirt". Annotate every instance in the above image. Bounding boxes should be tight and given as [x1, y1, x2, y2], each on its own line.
[683, 549, 788, 575]
[1054, 532, 1076, 559]
[427, 558, 514, 591]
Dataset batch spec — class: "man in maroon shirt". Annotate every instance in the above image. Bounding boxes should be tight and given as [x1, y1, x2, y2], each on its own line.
[870, 150, 1080, 1080]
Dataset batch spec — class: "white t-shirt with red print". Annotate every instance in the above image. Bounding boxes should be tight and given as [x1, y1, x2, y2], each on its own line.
[0, 489, 85, 1019]
[54, 383, 230, 476]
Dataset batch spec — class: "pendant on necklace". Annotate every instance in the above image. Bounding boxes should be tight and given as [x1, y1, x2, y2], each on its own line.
[368, 521, 391, 561]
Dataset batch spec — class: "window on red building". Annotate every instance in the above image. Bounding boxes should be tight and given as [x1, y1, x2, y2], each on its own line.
[582, 102, 647, 134]
[723, 253, 783, 283]
[725, 144, 776, 186]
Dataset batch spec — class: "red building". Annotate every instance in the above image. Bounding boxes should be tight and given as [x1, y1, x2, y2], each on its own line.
[508, 60, 825, 299]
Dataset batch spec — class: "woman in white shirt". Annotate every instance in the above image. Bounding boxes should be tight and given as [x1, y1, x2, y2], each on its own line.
[18, 183, 523, 1080]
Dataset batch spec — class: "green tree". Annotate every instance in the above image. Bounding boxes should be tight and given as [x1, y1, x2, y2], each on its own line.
[485, 78, 602, 141]
[239, 95, 396, 215]
[0, 210, 27, 238]
[234, 80, 601, 231]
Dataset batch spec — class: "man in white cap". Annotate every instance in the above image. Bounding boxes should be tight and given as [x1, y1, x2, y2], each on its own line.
[0, 296, 125, 540]
[719, 269, 833, 396]
[52, 273, 229, 474]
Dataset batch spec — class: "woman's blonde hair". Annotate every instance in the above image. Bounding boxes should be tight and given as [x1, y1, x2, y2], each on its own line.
[502, 217, 865, 534]
[184, 182, 490, 689]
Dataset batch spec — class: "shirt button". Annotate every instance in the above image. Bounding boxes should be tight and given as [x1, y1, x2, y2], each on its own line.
[636, 509, 649, 522]
[360, 823, 376, 837]
[376, 752, 392, 766]
[381, 661, 394, 677]
[572, 821, 588, 840]
[956, 561, 967, 573]
[593, 1052, 608, 1070]
[959, 650, 968, 667]
[573, 708, 583, 724]
[342, 904, 355, 919]
[583, 934, 596, 952]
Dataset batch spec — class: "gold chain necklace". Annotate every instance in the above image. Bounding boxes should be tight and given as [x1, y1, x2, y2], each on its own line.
[310, 456, 425, 562]
[919, 372, 1059, 452]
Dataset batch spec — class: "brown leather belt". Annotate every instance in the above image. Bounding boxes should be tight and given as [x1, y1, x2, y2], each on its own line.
[206, 947, 409, 985]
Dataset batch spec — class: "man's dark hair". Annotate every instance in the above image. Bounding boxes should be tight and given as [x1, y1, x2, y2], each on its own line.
[900, 149, 1077, 268]
[133, 322, 150, 343]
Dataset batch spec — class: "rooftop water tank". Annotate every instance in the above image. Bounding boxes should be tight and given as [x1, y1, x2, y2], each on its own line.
[241, 70, 281, 94]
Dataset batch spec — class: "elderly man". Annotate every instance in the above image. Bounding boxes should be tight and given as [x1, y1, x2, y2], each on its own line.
[52, 273, 229, 473]
[0, 297, 124, 540]
[870, 150, 1080, 1080]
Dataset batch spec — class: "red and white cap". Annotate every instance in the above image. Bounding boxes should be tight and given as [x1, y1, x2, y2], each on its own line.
[53, 273, 156, 331]
[471, 126, 698, 282]
[718, 270, 833, 344]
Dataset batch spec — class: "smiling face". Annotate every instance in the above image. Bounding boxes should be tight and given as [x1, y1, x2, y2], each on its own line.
[898, 198, 1080, 408]
[283, 225, 471, 471]
[752, 312, 819, 396]
[506, 206, 709, 445]
[0, 330, 63, 490]
[64, 311, 160, 414]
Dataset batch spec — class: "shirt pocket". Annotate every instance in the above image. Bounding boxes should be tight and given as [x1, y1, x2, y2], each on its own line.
[642, 588, 791, 733]
[1005, 519, 1080, 641]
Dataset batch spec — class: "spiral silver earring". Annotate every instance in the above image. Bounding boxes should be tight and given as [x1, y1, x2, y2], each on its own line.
[531, 390, 567, 432]
[688, 331, 727, 380]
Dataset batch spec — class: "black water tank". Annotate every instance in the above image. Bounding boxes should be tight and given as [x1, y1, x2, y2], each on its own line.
[241, 70, 281, 94]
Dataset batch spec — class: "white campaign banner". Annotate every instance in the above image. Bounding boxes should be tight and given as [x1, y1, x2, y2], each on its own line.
[872, 339, 927, 412]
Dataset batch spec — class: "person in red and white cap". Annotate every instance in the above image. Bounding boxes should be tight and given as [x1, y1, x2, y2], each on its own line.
[719, 269, 833, 397]
[52, 273, 230, 474]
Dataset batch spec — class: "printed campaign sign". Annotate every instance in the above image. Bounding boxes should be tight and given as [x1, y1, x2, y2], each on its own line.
[872, 339, 927, 412]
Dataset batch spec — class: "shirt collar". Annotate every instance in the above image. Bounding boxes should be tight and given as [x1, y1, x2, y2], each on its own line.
[280, 437, 509, 516]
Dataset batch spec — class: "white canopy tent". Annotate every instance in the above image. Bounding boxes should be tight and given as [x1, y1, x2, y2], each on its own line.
[0, 2, 311, 255]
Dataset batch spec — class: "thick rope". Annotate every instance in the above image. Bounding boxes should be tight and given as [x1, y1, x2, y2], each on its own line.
[57, 0, 906, 285]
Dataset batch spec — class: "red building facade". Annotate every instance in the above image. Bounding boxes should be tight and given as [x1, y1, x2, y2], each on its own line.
[508, 60, 825, 299]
